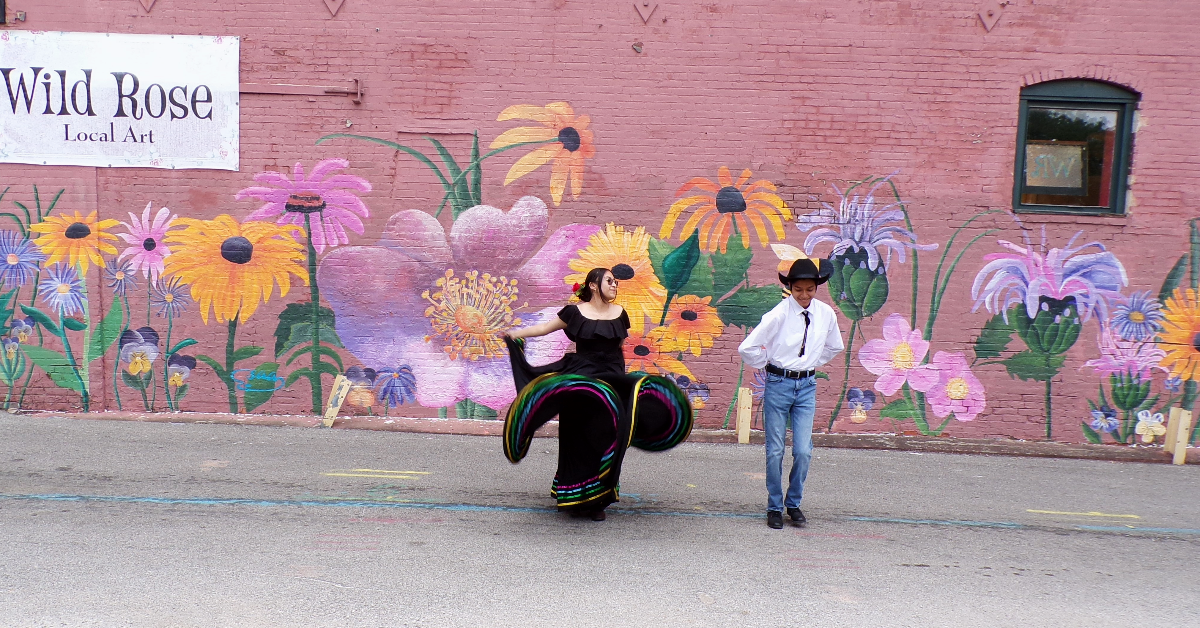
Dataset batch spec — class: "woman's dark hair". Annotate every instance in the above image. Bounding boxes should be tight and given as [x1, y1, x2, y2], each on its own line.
[576, 267, 613, 303]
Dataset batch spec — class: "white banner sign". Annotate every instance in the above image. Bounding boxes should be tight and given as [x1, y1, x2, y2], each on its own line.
[0, 31, 239, 170]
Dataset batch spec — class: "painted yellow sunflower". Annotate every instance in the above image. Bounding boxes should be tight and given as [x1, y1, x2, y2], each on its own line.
[1158, 288, 1200, 380]
[490, 102, 595, 206]
[30, 210, 120, 275]
[649, 295, 725, 356]
[163, 215, 308, 324]
[566, 223, 666, 332]
[624, 328, 694, 379]
[660, 166, 792, 253]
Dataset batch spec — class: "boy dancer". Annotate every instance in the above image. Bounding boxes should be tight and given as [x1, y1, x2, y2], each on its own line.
[737, 254, 844, 529]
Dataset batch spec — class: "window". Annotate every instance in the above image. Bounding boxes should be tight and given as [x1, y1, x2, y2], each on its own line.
[1013, 80, 1139, 215]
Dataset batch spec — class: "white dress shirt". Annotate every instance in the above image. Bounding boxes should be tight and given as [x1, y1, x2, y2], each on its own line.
[737, 296, 844, 371]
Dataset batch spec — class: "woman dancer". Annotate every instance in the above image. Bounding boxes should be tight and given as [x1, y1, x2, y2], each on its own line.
[503, 267, 693, 521]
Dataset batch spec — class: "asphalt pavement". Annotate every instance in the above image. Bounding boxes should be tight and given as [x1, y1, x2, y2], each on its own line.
[1, 414, 1197, 627]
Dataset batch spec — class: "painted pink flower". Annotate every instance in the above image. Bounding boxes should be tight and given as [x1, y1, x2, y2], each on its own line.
[914, 351, 986, 421]
[1082, 324, 1167, 380]
[857, 313, 937, 396]
[117, 202, 176, 280]
[318, 196, 599, 411]
[235, 158, 371, 254]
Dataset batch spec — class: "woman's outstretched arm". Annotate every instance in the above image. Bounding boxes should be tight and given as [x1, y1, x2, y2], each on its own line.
[506, 316, 567, 340]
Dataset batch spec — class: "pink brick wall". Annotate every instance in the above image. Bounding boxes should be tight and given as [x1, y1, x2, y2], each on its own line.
[2, 1, 1198, 444]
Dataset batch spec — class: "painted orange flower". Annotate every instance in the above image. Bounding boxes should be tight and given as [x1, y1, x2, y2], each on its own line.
[163, 215, 308, 324]
[624, 328, 694, 379]
[565, 223, 666, 333]
[649, 295, 724, 356]
[30, 210, 120, 275]
[1158, 288, 1200, 380]
[490, 102, 595, 206]
[660, 166, 792, 253]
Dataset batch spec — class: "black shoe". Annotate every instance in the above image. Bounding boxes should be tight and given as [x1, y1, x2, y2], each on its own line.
[786, 507, 807, 526]
[767, 511, 784, 529]
[590, 509, 606, 522]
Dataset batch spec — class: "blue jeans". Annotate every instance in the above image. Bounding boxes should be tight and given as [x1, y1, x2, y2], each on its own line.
[762, 373, 816, 513]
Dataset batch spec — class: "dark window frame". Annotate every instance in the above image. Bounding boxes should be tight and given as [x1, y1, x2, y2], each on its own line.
[1013, 80, 1139, 216]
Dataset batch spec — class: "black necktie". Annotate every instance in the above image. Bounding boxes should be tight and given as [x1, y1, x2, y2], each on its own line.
[798, 311, 810, 358]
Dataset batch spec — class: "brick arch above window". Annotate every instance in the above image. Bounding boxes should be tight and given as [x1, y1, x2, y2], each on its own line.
[1020, 66, 1142, 93]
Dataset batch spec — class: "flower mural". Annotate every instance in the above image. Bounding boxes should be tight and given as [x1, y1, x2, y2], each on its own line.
[318, 196, 599, 414]
[858, 314, 937, 396]
[624, 327, 694, 379]
[650, 295, 724, 356]
[795, 173, 935, 273]
[490, 102, 595, 206]
[117, 202, 176, 280]
[846, 387, 877, 424]
[917, 352, 986, 422]
[0, 230, 45, 289]
[971, 227, 1127, 439]
[1110, 291, 1165, 342]
[235, 158, 371, 255]
[38, 264, 85, 317]
[1158, 288, 1200, 382]
[375, 366, 418, 409]
[1089, 406, 1119, 434]
[660, 166, 791, 254]
[30, 210, 119, 275]
[565, 223, 666, 332]
[1083, 324, 1167, 380]
[104, 258, 135, 297]
[1134, 410, 1166, 443]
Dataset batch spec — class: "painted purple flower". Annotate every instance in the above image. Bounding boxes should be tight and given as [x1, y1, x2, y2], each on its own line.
[1, 335, 18, 361]
[971, 228, 1127, 323]
[1164, 376, 1184, 394]
[167, 354, 197, 388]
[0, 230, 45, 289]
[375, 366, 417, 408]
[117, 202, 176, 280]
[104, 258, 136, 297]
[38, 264, 85, 317]
[318, 196, 600, 411]
[10, 317, 34, 343]
[795, 172, 936, 272]
[667, 373, 711, 409]
[150, 275, 192, 318]
[911, 352, 986, 421]
[1089, 406, 1119, 433]
[1109, 291, 1165, 342]
[1082, 324, 1167, 380]
[236, 158, 371, 254]
[118, 327, 159, 376]
[857, 314, 938, 396]
[518, 306, 572, 367]
[847, 387, 877, 423]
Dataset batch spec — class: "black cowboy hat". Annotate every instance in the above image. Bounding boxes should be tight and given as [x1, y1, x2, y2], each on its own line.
[778, 256, 832, 286]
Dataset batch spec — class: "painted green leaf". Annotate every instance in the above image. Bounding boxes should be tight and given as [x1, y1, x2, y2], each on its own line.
[660, 231, 701, 293]
[973, 312, 1015, 361]
[20, 305, 61, 337]
[711, 233, 753, 298]
[174, 383, 189, 402]
[848, 267, 889, 319]
[1002, 350, 1064, 382]
[285, 367, 311, 388]
[284, 343, 344, 370]
[167, 338, 198, 356]
[121, 369, 149, 392]
[879, 397, 922, 420]
[1081, 421, 1103, 444]
[242, 362, 281, 412]
[195, 354, 228, 382]
[274, 303, 343, 357]
[21, 344, 83, 393]
[717, 286, 783, 329]
[230, 345, 264, 364]
[1159, 254, 1187, 303]
[0, 288, 16, 314]
[86, 296, 124, 362]
[61, 317, 87, 332]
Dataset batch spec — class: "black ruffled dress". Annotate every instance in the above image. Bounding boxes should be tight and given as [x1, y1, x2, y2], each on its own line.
[503, 304, 693, 513]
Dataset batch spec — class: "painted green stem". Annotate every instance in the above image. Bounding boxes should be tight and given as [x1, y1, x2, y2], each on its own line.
[722, 362, 745, 429]
[225, 317, 239, 414]
[1045, 378, 1053, 440]
[827, 319, 858, 430]
[162, 314, 174, 411]
[304, 215, 324, 414]
[55, 324, 88, 412]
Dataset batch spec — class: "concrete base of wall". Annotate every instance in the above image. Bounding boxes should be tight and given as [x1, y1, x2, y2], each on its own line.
[13, 410, 1197, 465]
